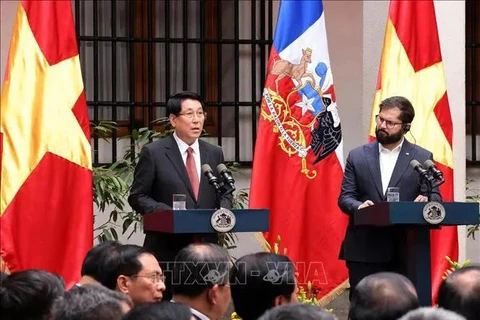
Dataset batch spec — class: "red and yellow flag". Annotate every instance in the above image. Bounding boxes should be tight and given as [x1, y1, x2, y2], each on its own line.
[370, 0, 455, 302]
[0, 1, 92, 285]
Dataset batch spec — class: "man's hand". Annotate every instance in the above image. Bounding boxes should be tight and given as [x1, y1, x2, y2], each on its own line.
[358, 200, 374, 210]
[414, 195, 428, 202]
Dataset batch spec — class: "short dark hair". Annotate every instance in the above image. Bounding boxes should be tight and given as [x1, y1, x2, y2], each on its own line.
[122, 301, 193, 320]
[166, 91, 205, 117]
[258, 304, 335, 320]
[172, 243, 231, 298]
[438, 265, 480, 320]
[52, 284, 132, 320]
[230, 252, 296, 320]
[0, 269, 65, 320]
[398, 307, 467, 320]
[349, 272, 419, 320]
[80, 240, 122, 280]
[100, 244, 149, 290]
[379, 96, 415, 124]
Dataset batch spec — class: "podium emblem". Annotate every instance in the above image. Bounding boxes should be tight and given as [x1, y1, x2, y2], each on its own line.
[423, 202, 446, 225]
[211, 208, 236, 232]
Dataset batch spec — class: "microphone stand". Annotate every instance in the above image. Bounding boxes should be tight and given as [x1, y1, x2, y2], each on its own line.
[214, 182, 235, 209]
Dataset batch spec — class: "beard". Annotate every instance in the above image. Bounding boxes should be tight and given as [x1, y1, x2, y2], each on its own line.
[375, 128, 404, 145]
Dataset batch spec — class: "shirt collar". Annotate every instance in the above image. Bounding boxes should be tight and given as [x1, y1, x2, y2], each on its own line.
[378, 137, 404, 154]
[173, 131, 200, 155]
[190, 307, 210, 320]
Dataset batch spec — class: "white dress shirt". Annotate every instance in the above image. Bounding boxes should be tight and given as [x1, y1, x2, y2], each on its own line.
[190, 307, 210, 320]
[378, 139, 404, 195]
[173, 131, 201, 181]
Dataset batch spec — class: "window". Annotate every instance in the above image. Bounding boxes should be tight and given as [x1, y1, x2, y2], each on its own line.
[74, 0, 274, 166]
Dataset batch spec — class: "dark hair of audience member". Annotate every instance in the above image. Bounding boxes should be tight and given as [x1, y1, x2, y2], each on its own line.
[101, 244, 149, 290]
[52, 284, 133, 320]
[0, 269, 65, 320]
[81, 240, 122, 282]
[230, 252, 297, 320]
[172, 243, 230, 297]
[257, 304, 335, 320]
[437, 265, 480, 320]
[398, 307, 467, 320]
[122, 301, 193, 320]
[349, 272, 419, 320]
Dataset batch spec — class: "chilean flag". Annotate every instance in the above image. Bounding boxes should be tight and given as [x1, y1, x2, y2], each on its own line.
[250, 0, 349, 301]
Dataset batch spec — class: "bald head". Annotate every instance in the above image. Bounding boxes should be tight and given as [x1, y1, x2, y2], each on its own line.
[438, 266, 480, 320]
[349, 272, 419, 320]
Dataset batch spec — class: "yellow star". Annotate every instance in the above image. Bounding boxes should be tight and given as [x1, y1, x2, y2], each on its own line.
[0, 6, 91, 215]
[369, 19, 453, 168]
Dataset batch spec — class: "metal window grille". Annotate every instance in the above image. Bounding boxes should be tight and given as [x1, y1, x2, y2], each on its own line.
[74, 0, 274, 166]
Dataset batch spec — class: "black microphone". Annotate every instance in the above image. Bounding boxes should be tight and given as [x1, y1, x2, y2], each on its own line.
[424, 159, 444, 180]
[409, 159, 430, 180]
[216, 163, 236, 191]
[202, 164, 220, 191]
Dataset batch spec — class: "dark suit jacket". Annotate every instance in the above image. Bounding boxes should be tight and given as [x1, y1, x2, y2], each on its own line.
[128, 134, 232, 262]
[337, 139, 441, 263]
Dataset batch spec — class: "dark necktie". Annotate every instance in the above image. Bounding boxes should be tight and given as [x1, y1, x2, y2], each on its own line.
[186, 147, 199, 200]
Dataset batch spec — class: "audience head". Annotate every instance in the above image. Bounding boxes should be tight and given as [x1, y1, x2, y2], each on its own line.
[80, 240, 122, 285]
[349, 272, 419, 320]
[258, 304, 335, 320]
[52, 284, 132, 320]
[172, 243, 231, 320]
[438, 265, 480, 320]
[122, 301, 195, 320]
[0, 269, 65, 320]
[398, 307, 466, 320]
[112, 244, 165, 305]
[230, 252, 298, 320]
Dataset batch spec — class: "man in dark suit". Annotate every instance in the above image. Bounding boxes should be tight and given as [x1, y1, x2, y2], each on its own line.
[338, 96, 441, 298]
[128, 91, 232, 300]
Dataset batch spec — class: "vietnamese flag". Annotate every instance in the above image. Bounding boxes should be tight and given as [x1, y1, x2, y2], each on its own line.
[0, 1, 93, 285]
[370, 0, 456, 302]
[250, 0, 349, 301]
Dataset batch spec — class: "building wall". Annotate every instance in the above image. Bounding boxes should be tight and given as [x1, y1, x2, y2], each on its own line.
[1, 0, 477, 261]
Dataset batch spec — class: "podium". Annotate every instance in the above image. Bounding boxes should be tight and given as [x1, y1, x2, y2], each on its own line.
[143, 209, 269, 234]
[355, 202, 479, 306]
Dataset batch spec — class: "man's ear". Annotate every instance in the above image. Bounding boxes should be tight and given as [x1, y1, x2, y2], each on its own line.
[273, 295, 291, 306]
[116, 275, 130, 294]
[169, 114, 176, 128]
[207, 284, 220, 305]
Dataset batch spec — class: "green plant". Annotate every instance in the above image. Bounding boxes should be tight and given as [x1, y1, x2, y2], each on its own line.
[442, 255, 471, 280]
[466, 178, 480, 239]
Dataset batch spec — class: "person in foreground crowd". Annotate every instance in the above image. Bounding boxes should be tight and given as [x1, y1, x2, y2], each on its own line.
[96, 244, 165, 306]
[230, 252, 298, 320]
[0, 269, 65, 320]
[398, 307, 466, 320]
[52, 284, 132, 320]
[172, 243, 232, 320]
[122, 301, 195, 320]
[338, 96, 441, 298]
[78, 240, 122, 286]
[437, 265, 480, 320]
[128, 91, 232, 300]
[257, 304, 335, 320]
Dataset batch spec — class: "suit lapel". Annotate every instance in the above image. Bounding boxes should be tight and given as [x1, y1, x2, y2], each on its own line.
[364, 142, 384, 199]
[388, 139, 416, 189]
[164, 134, 196, 200]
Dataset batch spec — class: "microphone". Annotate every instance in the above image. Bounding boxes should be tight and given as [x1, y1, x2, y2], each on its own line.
[216, 163, 236, 191]
[409, 159, 430, 181]
[424, 159, 444, 180]
[202, 164, 220, 191]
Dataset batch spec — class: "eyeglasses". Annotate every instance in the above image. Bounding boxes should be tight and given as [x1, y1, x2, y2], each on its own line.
[375, 115, 403, 129]
[131, 273, 166, 284]
[178, 111, 207, 119]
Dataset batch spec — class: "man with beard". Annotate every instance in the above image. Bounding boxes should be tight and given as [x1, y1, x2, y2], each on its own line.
[337, 96, 441, 300]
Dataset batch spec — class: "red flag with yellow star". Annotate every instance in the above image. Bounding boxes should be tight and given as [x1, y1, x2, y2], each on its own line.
[0, 1, 92, 285]
[370, 0, 456, 302]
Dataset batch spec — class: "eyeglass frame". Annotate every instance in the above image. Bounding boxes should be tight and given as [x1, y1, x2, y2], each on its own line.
[177, 110, 207, 119]
[130, 273, 166, 284]
[375, 114, 404, 129]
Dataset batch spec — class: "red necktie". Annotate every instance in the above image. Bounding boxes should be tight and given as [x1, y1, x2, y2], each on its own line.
[186, 147, 199, 200]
